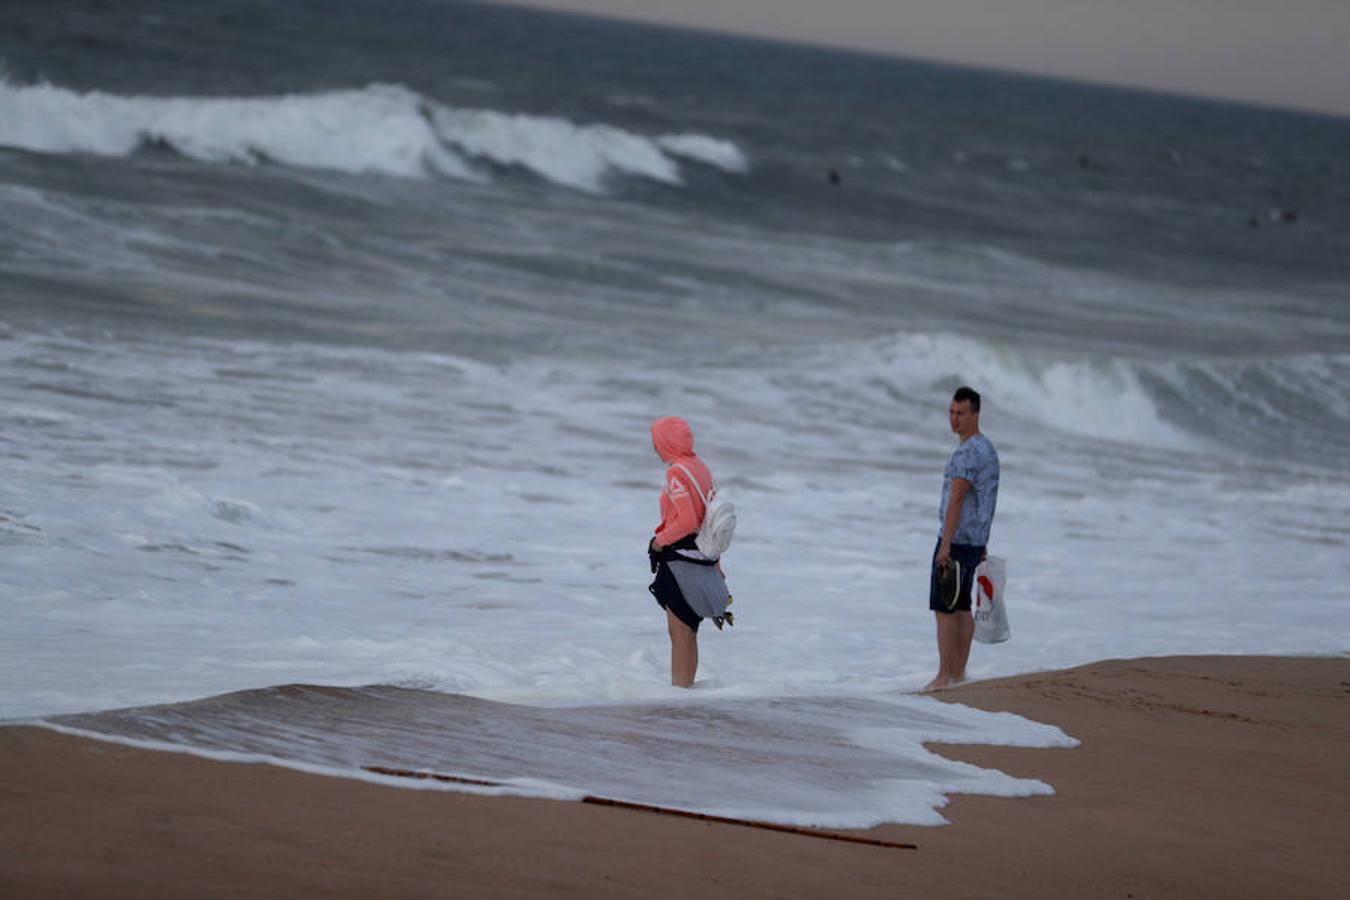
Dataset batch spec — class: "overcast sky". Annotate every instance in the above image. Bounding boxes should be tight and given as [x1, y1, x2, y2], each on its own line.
[497, 0, 1350, 118]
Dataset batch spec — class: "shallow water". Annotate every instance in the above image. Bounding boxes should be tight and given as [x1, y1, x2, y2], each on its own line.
[48, 684, 1075, 828]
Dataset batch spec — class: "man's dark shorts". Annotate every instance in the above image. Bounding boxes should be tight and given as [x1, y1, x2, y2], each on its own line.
[929, 538, 985, 613]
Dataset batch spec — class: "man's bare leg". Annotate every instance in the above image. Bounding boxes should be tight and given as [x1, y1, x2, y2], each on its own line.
[925, 611, 969, 691]
[951, 611, 975, 682]
[667, 608, 698, 687]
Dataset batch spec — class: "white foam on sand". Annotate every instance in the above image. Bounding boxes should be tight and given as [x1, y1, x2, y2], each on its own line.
[39, 688, 1077, 829]
[35, 721, 588, 802]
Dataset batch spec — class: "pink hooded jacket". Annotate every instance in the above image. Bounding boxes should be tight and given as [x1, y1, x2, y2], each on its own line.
[651, 416, 713, 547]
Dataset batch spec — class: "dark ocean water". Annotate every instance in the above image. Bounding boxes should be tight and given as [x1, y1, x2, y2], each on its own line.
[4, 0, 1348, 342]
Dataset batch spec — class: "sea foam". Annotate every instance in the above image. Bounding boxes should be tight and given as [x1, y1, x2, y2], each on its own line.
[44, 685, 1077, 829]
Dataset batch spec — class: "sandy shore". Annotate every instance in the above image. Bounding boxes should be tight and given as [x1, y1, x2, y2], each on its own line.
[2, 655, 1346, 899]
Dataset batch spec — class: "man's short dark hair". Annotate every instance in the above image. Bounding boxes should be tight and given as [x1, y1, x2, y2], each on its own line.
[952, 385, 981, 412]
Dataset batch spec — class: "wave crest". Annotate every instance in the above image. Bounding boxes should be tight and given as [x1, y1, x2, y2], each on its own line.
[430, 105, 678, 190]
[847, 332, 1350, 457]
[0, 79, 749, 193]
[865, 332, 1193, 448]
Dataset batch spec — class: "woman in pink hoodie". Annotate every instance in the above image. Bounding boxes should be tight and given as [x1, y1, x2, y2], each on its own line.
[647, 416, 725, 687]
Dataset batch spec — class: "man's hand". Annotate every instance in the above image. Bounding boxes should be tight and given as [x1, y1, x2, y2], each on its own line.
[938, 477, 970, 571]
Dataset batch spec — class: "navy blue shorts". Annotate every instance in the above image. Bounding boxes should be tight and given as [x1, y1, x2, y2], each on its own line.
[928, 538, 985, 613]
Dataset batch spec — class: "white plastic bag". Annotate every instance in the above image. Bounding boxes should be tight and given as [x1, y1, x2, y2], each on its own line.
[972, 556, 1010, 644]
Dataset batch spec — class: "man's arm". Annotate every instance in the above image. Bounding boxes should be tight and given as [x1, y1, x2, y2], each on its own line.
[936, 477, 971, 569]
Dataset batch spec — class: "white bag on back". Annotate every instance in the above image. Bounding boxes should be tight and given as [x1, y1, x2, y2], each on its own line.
[972, 556, 1010, 644]
[673, 463, 736, 560]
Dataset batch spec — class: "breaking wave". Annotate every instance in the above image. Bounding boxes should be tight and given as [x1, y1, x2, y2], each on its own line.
[0, 79, 749, 193]
[842, 332, 1350, 457]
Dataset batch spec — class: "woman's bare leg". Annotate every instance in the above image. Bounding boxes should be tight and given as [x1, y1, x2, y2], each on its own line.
[666, 608, 698, 687]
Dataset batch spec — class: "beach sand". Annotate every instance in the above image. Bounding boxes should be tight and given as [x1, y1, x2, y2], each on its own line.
[2, 655, 1345, 899]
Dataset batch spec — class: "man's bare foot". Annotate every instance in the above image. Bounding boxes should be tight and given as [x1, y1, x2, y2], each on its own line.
[922, 676, 952, 692]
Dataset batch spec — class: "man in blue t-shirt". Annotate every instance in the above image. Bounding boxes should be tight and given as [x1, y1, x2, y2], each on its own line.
[925, 385, 999, 691]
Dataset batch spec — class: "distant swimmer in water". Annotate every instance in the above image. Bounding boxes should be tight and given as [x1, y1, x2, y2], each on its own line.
[828, 168, 841, 186]
[1249, 208, 1300, 227]
[647, 416, 733, 688]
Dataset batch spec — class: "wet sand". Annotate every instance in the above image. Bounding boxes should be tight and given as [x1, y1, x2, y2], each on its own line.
[2, 655, 1346, 899]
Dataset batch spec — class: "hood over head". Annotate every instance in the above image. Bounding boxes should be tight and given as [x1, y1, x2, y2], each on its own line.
[651, 416, 694, 463]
